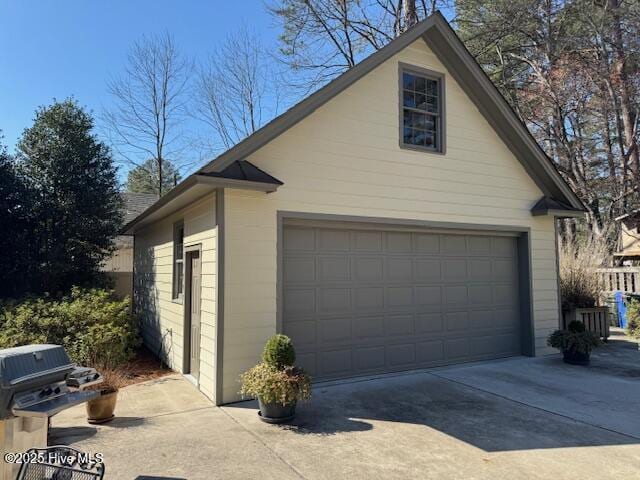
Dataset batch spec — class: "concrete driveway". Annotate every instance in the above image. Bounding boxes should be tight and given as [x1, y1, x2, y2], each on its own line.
[51, 330, 640, 479]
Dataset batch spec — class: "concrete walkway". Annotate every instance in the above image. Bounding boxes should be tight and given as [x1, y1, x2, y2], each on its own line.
[51, 331, 640, 479]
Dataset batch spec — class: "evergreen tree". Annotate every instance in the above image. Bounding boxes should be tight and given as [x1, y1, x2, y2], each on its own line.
[16, 99, 123, 295]
[126, 158, 181, 195]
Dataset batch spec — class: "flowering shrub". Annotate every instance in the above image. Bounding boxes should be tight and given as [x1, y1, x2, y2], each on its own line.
[240, 363, 311, 405]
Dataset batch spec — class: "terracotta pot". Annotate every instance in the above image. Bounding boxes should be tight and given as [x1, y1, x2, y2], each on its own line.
[86, 390, 118, 424]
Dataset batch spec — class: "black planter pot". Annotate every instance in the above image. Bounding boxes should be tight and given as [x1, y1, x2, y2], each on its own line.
[563, 349, 590, 366]
[257, 398, 296, 424]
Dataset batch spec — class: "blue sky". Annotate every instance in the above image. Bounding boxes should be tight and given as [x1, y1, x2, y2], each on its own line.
[0, 0, 277, 178]
[0, 2, 455, 183]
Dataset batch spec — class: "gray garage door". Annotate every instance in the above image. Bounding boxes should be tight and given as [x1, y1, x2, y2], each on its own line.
[282, 223, 522, 381]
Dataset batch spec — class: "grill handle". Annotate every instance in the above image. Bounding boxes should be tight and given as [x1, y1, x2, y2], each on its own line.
[9, 364, 75, 386]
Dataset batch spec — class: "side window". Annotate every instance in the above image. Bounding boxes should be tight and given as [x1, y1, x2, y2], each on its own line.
[400, 65, 444, 153]
[172, 221, 184, 300]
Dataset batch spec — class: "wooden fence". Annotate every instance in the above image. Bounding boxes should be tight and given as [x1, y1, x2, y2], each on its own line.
[596, 267, 640, 294]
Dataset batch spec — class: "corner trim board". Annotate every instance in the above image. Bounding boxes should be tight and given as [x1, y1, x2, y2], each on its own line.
[214, 188, 225, 405]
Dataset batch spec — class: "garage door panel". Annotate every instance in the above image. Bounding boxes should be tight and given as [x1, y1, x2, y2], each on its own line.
[284, 288, 315, 314]
[444, 285, 467, 304]
[283, 320, 317, 346]
[445, 338, 470, 358]
[284, 257, 316, 283]
[385, 314, 415, 336]
[468, 285, 493, 305]
[354, 287, 384, 309]
[442, 235, 467, 255]
[320, 317, 352, 343]
[442, 258, 467, 281]
[387, 344, 416, 366]
[414, 233, 440, 253]
[493, 258, 517, 280]
[493, 237, 516, 257]
[353, 316, 385, 339]
[352, 257, 384, 281]
[387, 257, 413, 281]
[284, 227, 316, 251]
[416, 340, 445, 363]
[416, 313, 444, 333]
[386, 286, 414, 307]
[387, 232, 412, 253]
[283, 224, 522, 381]
[416, 286, 442, 305]
[445, 312, 469, 331]
[468, 236, 493, 255]
[318, 229, 350, 251]
[353, 231, 383, 252]
[355, 346, 386, 370]
[318, 288, 351, 312]
[320, 349, 352, 375]
[297, 353, 317, 376]
[317, 256, 350, 282]
[469, 259, 492, 279]
[415, 258, 442, 281]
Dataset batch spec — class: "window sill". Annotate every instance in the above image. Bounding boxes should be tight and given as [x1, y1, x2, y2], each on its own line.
[399, 142, 446, 155]
[171, 297, 183, 305]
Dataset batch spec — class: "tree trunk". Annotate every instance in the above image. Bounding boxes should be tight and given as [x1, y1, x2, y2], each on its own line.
[609, 0, 639, 181]
[404, 0, 418, 29]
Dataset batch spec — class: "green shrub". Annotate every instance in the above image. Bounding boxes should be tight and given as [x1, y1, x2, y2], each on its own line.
[0, 287, 140, 367]
[262, 334, 296, 369]
[626, 300, 640, 339]
[240, 363, 311, 405]
[547, 328, 601, 355]
[567, 320, 586, 333]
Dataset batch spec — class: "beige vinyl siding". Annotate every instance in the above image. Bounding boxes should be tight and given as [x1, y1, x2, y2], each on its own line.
[220, 37, 560, 403]
[134, 194, 218, 401]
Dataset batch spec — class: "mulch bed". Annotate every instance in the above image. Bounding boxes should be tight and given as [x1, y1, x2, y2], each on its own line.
[117, 346, 172, 387]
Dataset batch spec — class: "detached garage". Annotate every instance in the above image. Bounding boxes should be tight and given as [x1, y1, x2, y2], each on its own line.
[124, 12, 584, 405]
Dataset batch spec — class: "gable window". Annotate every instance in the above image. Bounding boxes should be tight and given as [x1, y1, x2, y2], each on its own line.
[400, 65, 445, 153]
[172, 221, 184, 301]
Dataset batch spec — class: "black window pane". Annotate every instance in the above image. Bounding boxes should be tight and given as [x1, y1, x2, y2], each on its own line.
[403, 90, 415, 108]
[403, 127, 413, 145]
[426, 96, 438, 113]
[424, 116, 435, 131]
[176, 262, 184, 295]
[403, 72, 415, 90]
[415, 93, 427, 110]
[426, 79, 438, 96]
[414, 76, 426, 93]
[424, 131, 435, 148]
[413, 112, 427, 129]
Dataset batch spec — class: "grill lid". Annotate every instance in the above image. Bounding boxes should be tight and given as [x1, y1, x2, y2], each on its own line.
[0, 345, 73, 389]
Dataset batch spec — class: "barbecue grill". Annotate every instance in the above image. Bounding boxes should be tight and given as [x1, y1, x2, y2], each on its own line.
[0, 345, 102, 480]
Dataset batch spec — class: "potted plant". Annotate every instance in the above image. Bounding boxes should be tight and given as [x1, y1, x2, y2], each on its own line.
[240, 334, 311, 424]
[86, 367, 126, 424]
[547, 320, 601, 365]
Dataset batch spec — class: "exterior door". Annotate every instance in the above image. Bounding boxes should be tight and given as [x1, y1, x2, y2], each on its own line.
[186, 250, 202, 380]
[282, 223, 522, 381]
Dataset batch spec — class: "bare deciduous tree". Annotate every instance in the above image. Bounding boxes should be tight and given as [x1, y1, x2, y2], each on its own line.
[192, 29, 282, 150]
[268, 0, 450, 89]
[104, 32, 191, 196]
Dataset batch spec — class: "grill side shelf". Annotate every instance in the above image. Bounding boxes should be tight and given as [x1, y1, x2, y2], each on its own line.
[12, 390, 100, 418]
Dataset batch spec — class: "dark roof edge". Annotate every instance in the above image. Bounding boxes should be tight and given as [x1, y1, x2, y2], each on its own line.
[121, 174, 280, 234]
[200, 11, 584, 212]
[531, 196, 584, 218]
